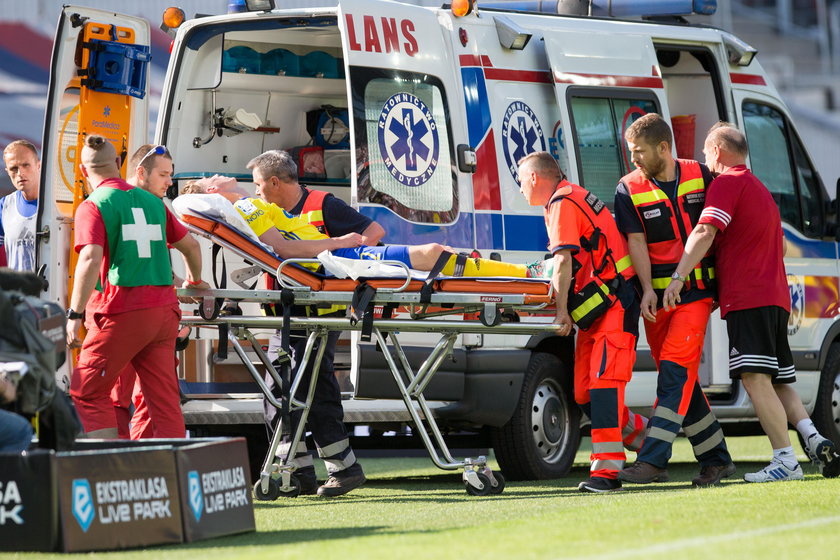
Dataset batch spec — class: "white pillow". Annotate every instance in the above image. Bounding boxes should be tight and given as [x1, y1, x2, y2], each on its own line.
[171, 193, 269, 250]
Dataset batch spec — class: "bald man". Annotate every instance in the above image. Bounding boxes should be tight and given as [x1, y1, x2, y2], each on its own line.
[66, 135, 209, 438]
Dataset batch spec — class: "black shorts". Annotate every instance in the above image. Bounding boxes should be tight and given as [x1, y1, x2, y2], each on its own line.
[725, 306, 795, 384]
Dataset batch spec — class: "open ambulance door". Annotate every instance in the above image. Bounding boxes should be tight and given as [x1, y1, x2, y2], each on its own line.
[337, 0, 467, 248]
[39, 6, 150, 387]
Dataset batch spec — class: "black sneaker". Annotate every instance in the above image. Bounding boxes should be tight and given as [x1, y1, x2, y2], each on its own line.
[317, 469, 366, 497]
[296, 466, 319, 495]
[812, 438, 840, 478]
[578, 476, 622, 493]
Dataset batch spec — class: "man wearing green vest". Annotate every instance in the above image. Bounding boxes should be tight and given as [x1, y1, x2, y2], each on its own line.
[65, 135, 209, 438]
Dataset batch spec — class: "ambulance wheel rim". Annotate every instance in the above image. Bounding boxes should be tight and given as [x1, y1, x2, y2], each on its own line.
[530, 378, 568, 462]
[831, 370, 840, 429]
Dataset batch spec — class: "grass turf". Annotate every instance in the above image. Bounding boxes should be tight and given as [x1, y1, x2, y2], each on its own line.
[8, 434, 840, 559]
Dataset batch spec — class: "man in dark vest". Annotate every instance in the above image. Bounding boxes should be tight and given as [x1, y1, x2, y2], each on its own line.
[615, 113, 734, 487]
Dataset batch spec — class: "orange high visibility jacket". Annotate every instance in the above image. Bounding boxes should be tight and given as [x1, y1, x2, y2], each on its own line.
[622, 160, 714, 294]
[300, 189, 330, 236]
[546, 184, 635, 329]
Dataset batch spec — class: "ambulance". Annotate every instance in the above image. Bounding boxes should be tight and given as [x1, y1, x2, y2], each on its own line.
[38, 0, 840, 480]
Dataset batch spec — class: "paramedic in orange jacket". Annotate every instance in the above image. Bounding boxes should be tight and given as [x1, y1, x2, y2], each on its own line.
[615, 113, 734, 487]
[518, 151, 644, 493]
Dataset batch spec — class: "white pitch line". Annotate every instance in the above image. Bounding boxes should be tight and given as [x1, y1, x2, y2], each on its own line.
[570, 515, 840, 560]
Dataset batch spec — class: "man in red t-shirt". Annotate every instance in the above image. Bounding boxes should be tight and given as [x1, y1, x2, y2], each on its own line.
[519, 151, 647, 493]
[663, 123, 839, 481]
[65, 135, 209, 438]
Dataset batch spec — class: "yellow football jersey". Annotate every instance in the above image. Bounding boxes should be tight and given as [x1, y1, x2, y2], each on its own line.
[232, 198, 328, 241]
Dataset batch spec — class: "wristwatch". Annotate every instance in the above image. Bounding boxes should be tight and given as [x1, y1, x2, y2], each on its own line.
[670, 272, 687, 283]
[66, 308, 84, 320]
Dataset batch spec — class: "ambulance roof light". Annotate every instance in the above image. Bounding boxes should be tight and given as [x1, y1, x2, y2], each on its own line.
[228, 0, 275, 13]
[479, 0, 717, 18]
[160, 7, 185, 35]
[722, 33, 757, 66]
[451, 0, 475, 18]
[495, 15, 532, 50]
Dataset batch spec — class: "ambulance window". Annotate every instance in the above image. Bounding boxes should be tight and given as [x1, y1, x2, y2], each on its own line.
[569, 95, 658, 205]
[742, 102, 824, 236]
[351, 68, 456, 224]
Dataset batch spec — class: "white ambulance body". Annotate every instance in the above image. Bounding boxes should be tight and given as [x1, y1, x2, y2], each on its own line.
[39, 0, 840, 480]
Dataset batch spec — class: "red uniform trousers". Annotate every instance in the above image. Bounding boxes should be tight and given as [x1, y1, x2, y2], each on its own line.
[111, 367, 153, 439]
[71, 304, 185, 437]
[640, 298, 730, 467]
[574, 301, 638, 480]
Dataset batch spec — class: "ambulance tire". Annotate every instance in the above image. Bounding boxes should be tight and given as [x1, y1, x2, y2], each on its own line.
[491, 352, 581, 480]
[813, 342, 840, 446]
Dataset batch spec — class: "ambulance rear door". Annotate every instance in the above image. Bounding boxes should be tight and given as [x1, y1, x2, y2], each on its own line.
[40, 6, 150, 385]
[338, 1, 469, 248]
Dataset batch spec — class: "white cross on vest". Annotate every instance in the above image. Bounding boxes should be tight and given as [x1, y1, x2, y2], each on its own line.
[121, 207, 163, 258]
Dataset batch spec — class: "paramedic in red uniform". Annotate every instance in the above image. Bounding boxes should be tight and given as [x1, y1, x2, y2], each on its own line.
[108, 143, 177, 439]
[518, 151, 645, 493]
[65, 135, 208, 438]
[663, 123, 840, 482]
[615, 113, 735, 487]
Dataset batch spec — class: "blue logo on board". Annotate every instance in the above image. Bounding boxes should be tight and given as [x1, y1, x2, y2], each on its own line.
[377, 92, 439, 187]
[188, 471, 203, 521]
[72, 479, 95, 532]
[501, 101, 546, 182]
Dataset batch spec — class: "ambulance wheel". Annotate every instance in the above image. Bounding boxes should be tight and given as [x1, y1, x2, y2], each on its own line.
[488, 471, 506, 494]
[253, 478, 280, 501]
[464, 473, 493, 496]
[277, 474, 302, 498]
[813, 342, 840, 446]
[491, 351, 581, 480]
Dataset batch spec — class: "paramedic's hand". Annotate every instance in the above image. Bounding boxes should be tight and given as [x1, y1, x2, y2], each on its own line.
[662, 280, 683, 312]
[66, 318, 83, 349]
[333, 232, 364, 249]
[181, 278, 211, 304]
[640, 288, 658, 322]
[553, 310, 573, 336]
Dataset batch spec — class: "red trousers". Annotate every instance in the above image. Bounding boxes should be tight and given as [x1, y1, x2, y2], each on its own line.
[574, 302, 637, 480]
[71, 304, 185, 437]
[111, 368, 154, 439]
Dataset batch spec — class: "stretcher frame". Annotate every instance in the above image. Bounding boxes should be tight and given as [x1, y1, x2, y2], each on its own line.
[178, 211, 559, 496]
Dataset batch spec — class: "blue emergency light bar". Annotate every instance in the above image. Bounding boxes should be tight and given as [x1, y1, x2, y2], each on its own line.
[481, 0, 717, 17]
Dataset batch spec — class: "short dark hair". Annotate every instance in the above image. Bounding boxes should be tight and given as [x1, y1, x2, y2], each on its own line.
[128, 144, 173, 177]
[624, 113, 672, 149]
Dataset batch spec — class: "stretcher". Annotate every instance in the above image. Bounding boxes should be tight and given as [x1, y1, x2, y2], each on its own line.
[175, 200, 560, 497]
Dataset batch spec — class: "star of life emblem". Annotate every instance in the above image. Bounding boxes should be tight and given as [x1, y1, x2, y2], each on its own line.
[377, 92, 440, 187]
[501, 101, 546, 183]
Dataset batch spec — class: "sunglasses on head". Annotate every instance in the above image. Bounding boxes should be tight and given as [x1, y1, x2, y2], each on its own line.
[137, 145, 168, 169]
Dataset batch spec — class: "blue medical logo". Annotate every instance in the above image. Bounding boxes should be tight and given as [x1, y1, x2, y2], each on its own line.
[188, 471, 203, 521]
[377, 92, 440, 187]
[72, 479, 95, 532]
[501, 101, 546, 182]
[787, 274, 805, 335]
[103, 105, 111, 117]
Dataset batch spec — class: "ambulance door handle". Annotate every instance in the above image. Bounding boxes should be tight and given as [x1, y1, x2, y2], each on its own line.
[457, 144, 477, 173]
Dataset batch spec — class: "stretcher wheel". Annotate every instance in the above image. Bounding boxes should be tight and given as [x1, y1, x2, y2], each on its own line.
[478, 308, 502, 327]
[253, 478, 281, 501]
[277, 474, 302, 498]
[199, 297, 223, 320]
[488, 472, 505, 495]
[464, 473, 493, 496]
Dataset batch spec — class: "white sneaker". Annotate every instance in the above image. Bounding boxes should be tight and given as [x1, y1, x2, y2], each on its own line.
[744, 460, 804, 483]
